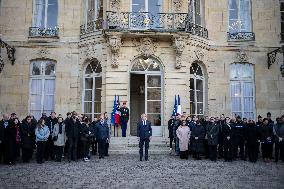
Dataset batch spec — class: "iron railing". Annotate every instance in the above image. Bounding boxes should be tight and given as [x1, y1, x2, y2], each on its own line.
[227, 32, 255, 42]
[79, 12, 209, 39]
[29, 27, 59, 37]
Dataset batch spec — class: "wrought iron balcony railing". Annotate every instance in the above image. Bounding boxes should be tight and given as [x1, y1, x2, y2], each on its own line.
[105, 11, 208, 38]
[80, 11, 208, 39]
[29, 27, 59, 37]
[80, 19, 104, 36]
[227, 32, 255, 42]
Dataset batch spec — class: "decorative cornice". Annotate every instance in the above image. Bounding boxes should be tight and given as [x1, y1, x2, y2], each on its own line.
[235, 50, 249, 63]
[37, 48, 51, 59]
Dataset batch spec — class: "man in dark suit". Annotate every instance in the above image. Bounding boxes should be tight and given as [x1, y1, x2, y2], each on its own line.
[137, 114, 152, 161]
[95, 114, 109, 159]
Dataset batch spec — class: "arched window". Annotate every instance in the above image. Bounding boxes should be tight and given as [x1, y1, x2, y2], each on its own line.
[29, 60, 56, 120]
[82, 60, 102, 120]
[230, 63, 255, 119]
[190, 62, 204, 116]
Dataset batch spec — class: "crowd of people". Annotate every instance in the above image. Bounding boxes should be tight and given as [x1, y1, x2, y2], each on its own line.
[0, 111, 111, 165]
[169, 112, 284, 163]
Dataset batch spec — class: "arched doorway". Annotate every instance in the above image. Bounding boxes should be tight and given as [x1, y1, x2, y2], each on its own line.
[130, 57, 163, 136]
[82, 60, 102, 121]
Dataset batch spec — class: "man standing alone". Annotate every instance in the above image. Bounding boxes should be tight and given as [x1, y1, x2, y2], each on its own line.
[95, 114, 109, 159]
[120, 102, 129, 137]
[137, 114, 152, 161]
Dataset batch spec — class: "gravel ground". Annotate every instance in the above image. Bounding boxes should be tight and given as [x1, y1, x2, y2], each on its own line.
[0, 155, 283, 189]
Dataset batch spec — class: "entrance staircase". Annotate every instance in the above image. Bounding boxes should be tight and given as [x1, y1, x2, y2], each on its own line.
[109, 137, 170, 155]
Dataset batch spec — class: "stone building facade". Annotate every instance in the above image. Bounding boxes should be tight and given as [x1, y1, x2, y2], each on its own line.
[0, 0, 283, 136]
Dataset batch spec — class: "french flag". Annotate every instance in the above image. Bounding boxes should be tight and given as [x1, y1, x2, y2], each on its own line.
[177, 95, 182, 116]
[114, 95, 121, 125]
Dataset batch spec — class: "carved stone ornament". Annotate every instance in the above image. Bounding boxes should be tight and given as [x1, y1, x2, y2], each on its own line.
[110, 0, 121, 12]
[236, 50, 249, 63]
[194, 49, 205, 61]
[173, 0, 182, 12]
[37, 48, 50, 59]
[134, 37, 157, 59]
[173, 36, 186, 69]
[108, 35, 122, 68]
[85, 43, 95, 59]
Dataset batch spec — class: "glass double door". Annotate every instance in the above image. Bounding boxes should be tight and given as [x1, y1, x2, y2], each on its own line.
[130, 73, 162, 136]
[131, 0, 163, 29]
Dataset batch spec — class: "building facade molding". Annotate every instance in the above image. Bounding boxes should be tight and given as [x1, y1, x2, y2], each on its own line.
[133, 37, 157, 59]
[110, 0, 121, 12]
[173, 36, 186, 69]
[108, 35, 122, 68]
[172, 0, 182, 12]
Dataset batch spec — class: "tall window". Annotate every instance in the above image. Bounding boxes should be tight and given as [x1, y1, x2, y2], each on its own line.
[228, 0, 252, 33]
[83, 0, 103, 27]
[32, 0, 58, 29]
[29, 60, 56, 120]
[280, 0, 284, 41]
[82, 61, 102, 121]
[188, 0, 203, 25]
[190, 62, 204, 116]
[230, 63, 255, 119]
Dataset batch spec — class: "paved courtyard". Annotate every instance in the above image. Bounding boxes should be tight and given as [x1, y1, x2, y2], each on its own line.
[0, 154, 283, 189]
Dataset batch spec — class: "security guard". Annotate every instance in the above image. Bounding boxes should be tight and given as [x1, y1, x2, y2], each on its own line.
[232, 116, 246, 160]
[120, 102, 129, 137]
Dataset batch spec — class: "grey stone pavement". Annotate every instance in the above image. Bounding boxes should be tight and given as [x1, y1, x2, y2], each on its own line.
[0, 154, 283, 189]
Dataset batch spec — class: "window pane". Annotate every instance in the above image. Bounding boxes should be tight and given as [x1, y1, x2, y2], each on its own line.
[45, 61, 55, 76]
[147, 101, 161, 113]
[190, 63, 203, 76]
[84, 90, 92, 101]
[149, 0, 162, 15]
[31, 79, 42, 94]
[147, 76, 161, 87]
[30, 95, 42, 110]
[231, 82, 241, 97]
[95, 77, 102, 88]
[190, 90, 194, 102]
[197, 91, 203, 102]
[32, 62, 42, 75]
[148, 61, 161, 71]
[243, 82, 253, 97]
[31, 110, 42, 121]
[47, 0, 58, 28]
[147, 88, 161, 100]
[33, 0, 46, 27]
[194, 0, 201, 25]
[244, 97, 253, 112]
[44, 79, 55, 94]
[232, 97, 241, 112]
[132, 0, 145, 12]
[243, 112, 254, 120]
[95, 89, 101, 101]
[85, 78, 93, 89]
[196, 79, 203, 91]
[232, 112, 242, 118]
[147, 114, 161, 126]
[84, 102, 92, 114]
[43, 95, 54, 111]
[190, 101, 195, 115]
[94, 102, 101, 114]
[190, 78, 194, 90]
[197, 103, 203, 115]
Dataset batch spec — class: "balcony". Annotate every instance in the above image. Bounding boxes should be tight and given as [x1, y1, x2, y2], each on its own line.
[29, 27, 59, 38]
[227, 32, 255, 42]
[79, 12, 209, 39]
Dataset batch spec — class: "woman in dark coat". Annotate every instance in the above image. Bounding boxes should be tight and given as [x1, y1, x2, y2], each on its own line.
[206, 117, 219, 161]
[4, 118, 19, 165]
[245, 120, 260, 163]
[223, 117, 234, 162]
[20, 116, 36, 163]
[259, 118, 274, 163]
[190, 120, 205, 160]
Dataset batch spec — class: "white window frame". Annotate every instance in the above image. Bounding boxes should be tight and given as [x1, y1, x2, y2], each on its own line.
[32, 0, 58, 28]
[29, 60, 56, 119]
[230, 63, 255, 119]
[82, 62, 102, 121]
[228, 0, 252, 33]
[189, 63, 205, 116]
[83, 0, 100, 29]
